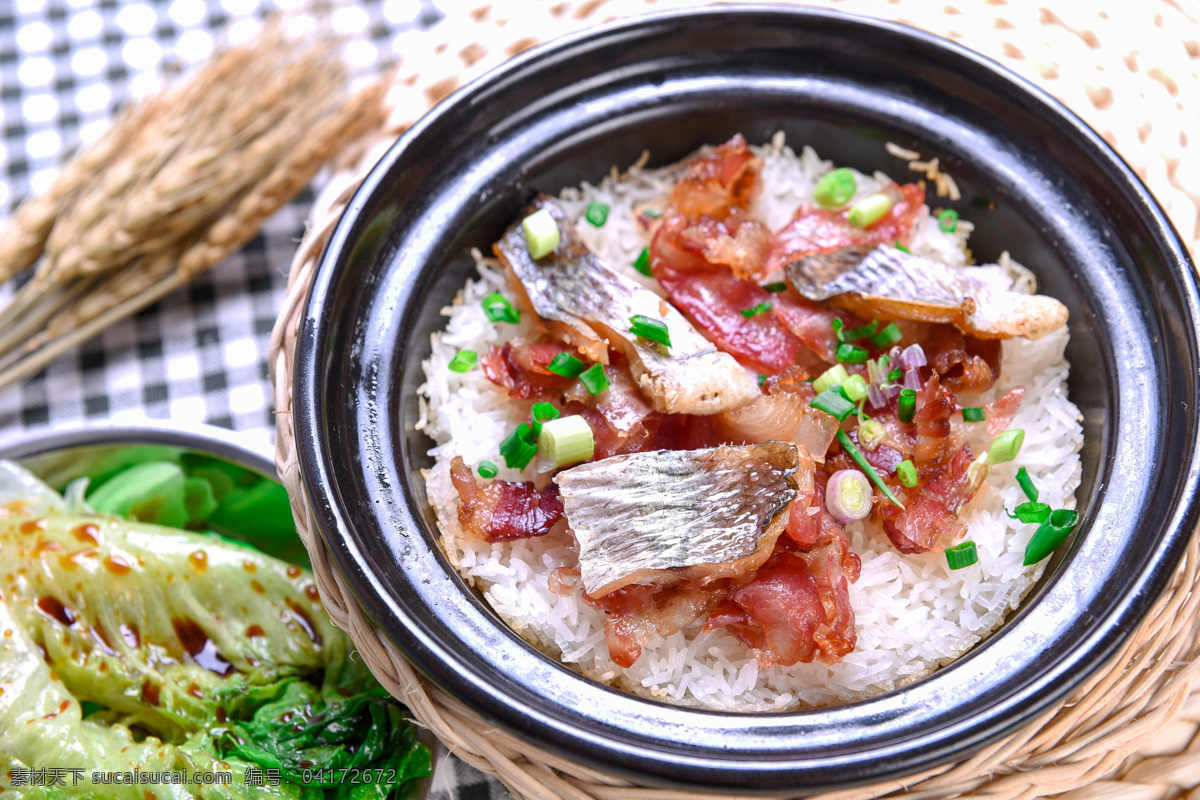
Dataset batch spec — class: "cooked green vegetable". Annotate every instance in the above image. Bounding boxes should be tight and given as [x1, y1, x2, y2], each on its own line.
[0, 460, 430, 798]
[813, 168, 857, 209]
[522, 208, 560, 259]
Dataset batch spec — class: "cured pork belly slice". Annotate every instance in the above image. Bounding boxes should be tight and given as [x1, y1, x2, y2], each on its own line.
[495, 196, 759, 416]
[786, 244, 1068, 340]
[554, 441, 801, 598]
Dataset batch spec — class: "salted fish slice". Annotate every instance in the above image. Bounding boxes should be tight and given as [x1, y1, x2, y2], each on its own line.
[554, 441, 800, 598]
[786, 244, 1068, 340]
[495, 196, 760, 415]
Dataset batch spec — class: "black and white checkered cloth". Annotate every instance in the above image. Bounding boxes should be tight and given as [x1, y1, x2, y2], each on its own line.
[0, 1, 510, 798]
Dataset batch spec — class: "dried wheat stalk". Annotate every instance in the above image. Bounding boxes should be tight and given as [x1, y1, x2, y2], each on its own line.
[0, 12, 390, 391]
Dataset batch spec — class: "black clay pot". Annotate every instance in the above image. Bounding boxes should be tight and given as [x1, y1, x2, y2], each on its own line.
[293, 5, 1200, 794]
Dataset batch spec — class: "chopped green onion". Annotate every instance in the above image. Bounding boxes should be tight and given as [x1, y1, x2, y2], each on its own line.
[477, 460, 498, 479]
[811, 389, 856, 421]
[938, 208, 959, 233]
[839, 318, 879, 342]
[826, 469, 873, 523]
[482, 292, 520, 324]
[547, 352, 585, 377]
[814, 168, 858, 209]
[763, 282, 788, 293]
[499, 423, 538, 470]
[812, 364, 851, 394]
[1008, 501, 1051, 524]
[758, 374, 767, 387]
[946, 541, 978, 570]
[580, 363, 609, 396]
[1016, 467, 1039, 502]
[837, 430, 904, 508]
[836, 342, 870, 364]
[962, 407, 986, 422]
[898, 388, 917, 423]
[897, 459, 919, 487]
[642, 209, 663, 218]
[448, 350, 477, 373]
[523, 208, 560, 259]
[859, 418, 885, 450]
[584, 202, 610, 227]
[629, 314, 671, 347]
[894, 240, 911, 254]
[537, 415, 595, 469]
[842, 374, 868, 402]
[530, 402, 560, 435]
[988, 429, 1025, 464]
[868, 322, 903, 348]
[740, 301, 772, 318]
[887, 368, 902, 382]
[1023, 508, 1080, 565]
[633, 247, 652, 276]
[848, 193, 893, 228]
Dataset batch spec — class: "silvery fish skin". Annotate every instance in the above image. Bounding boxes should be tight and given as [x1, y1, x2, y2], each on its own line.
[787, 244, 1068, 340]
[495, 196, 760, 415]
[554, 441, 801, 598]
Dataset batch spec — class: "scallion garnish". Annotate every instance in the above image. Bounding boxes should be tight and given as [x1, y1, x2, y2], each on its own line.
[757, 374, 768, 387]
[987, 429, 1025, 464]
[499, 423, 538, 470]
[812, 364, 850, 394]
[763, 282, 788, 293]
[896, 459, 918, 487]
[859, 418, 885, 450]
[898, 388, 917, 423]
[477, 460, 498, 479]
[813, 167, 858, 209]
[633, 247, 652, 276]
[523, 208, 560, 259]
[835, 318, 880, 342]
[547, 352, 585, 378]
[894, 240, 911, 254]
[945, 541, 978, 570]
[537, 414, 595, 469]
[1016, 467, 1039, 502]
[448, 350, 477, 373]
[740, 301, 772, 318]
[842, 374, 868, 403]
[1007, 501, 1051, 524]
[482, 292, 520, 324]
[585, 202, 610, 227]
[580, 363, 609, 396]
[811, 389, 856, 421]
[887, 368, 902, 382]
[643, 209, 663, 218]
[962, 407, 986, 422]
[836, 342, 869, 364]
[938, 208, 959, 232]
[848, 193, 893, 228]
[868, 322, 903, 348]
[1023, 508, 1080, 565]
[530, 402, 560, 435]
[629, 314, 671, 347]
[836, 429, 904, 508]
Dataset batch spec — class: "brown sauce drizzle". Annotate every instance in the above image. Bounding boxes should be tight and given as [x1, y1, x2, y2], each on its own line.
[172, 618, 236, 676]
[31, 540, 64, 555]
[104, 555, 132, 575]
[245, 624, 264, 638]
[250, 580, 265, 594]
[242, 561, 257, 573]
[59, 700, 70, 713]
[36, 596, 76, 627]
[186, 682, 203, 699]
[91, 624, 116, 655]
[304, 585, 320, 603]
[140, 680, 160, 706]
[59, 548, 98, 570]
[286, 565, 302, 579]
[284, 598, 323, 645]
[215, 706, 227, 723]
[188, 550, 208, 573]
[72, 524, 99, 544]
[20, 519, 46, 534]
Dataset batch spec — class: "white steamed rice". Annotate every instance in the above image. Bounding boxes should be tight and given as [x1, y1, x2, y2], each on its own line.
[416, 133, 1083, 712]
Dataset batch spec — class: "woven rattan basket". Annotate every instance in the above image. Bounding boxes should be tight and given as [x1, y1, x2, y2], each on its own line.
[269, 1, 1200, 797]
